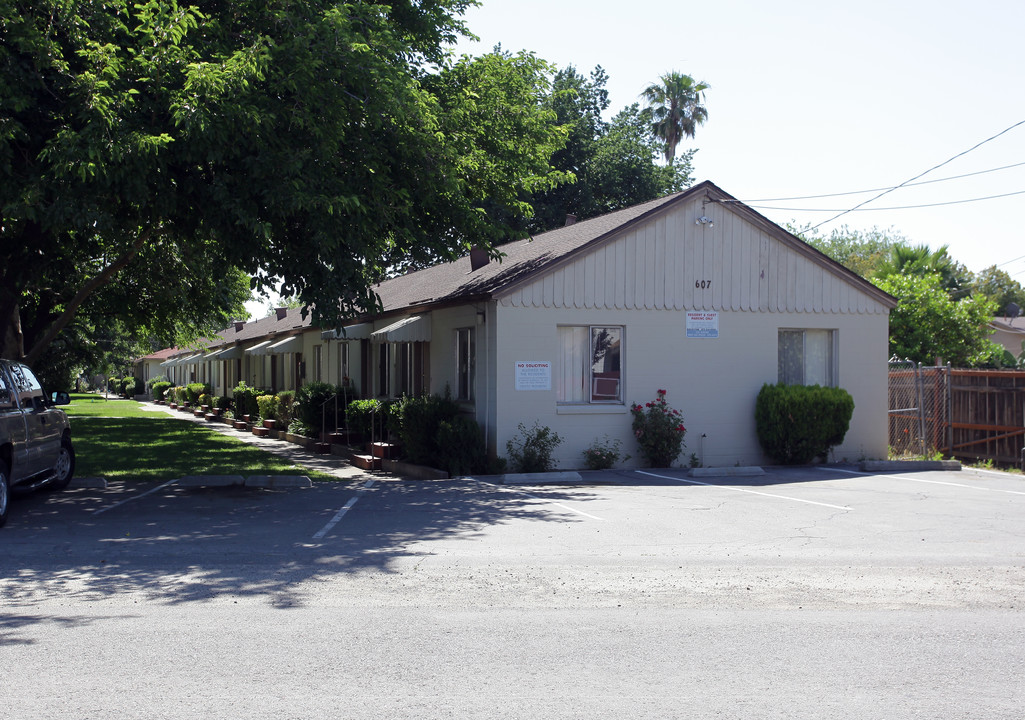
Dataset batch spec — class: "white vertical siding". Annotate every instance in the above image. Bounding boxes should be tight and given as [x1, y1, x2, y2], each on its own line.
[499, 197, 889, 315]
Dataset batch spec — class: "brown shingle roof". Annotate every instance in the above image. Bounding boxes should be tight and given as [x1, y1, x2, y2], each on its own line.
[372, 190, 688, 314]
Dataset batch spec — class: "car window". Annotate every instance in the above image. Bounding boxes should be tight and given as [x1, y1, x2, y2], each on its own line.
[10, 363, 44, 409]
[0, 368, 13, 410]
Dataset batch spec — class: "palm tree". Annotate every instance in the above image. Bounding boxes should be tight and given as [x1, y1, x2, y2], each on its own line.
[640, 72, 709, 164]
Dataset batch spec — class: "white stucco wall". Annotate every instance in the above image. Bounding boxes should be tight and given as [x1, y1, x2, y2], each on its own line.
[490, 303, 889, 470]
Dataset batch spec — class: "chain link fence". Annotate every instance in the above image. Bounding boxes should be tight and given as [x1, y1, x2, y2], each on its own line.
[888, 360, 950, 459]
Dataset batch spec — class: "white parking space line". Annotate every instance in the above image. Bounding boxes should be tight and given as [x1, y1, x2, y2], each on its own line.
[313, 479, 376, 539]
[636, 471, 852, 511]
[829, 467, 1025, 496]
[91, 478, 180, 516]
[476, 480, 606, 521]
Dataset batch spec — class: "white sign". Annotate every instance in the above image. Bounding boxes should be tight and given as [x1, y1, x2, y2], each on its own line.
[686, 311, 719, 338]
[515, 361, 551, 390]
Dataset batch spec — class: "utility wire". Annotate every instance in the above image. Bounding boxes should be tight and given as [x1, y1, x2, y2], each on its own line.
[806, 119, 1025, 231]
[745, 189, 1025, 212]
[744, 161, 1025, 202]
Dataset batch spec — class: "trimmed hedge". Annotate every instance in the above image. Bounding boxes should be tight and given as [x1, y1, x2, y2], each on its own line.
[755, 383, 854, 464]
[233, 382, 262, 419]
[151, 381, 172, 402]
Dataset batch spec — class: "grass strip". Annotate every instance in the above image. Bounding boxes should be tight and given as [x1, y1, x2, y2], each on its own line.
[65, 397, 338, 483]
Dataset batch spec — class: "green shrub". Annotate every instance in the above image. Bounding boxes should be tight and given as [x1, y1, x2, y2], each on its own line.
[107, 377, 120, 393]
[755, 383, 855, 464]
[121, 377, 137, 397]
[346, 398, 385, 438]
[198, 393, 213, 408]
[390, 393, 462, 466]
[295, 382, 341, 434]
[436, 415, 496, 476]
[174, 386, 189, 405]
[214, 395, 232, 410]
[233, 382, 262, 419]
[151, 381, 172, 402]
[257, 394, 278, 421]
[582, 435, 625, 470]
[186, 383, 210, 405]
[146, 375, 168, 391]
[506, 421, 562, 473]
[276, 390, 295, 426]
[630, 389, 687, 467]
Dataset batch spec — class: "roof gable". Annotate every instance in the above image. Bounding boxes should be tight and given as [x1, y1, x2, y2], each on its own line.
[373, 181, 895, 316]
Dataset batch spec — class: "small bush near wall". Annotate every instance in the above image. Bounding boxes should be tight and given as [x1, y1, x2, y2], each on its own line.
[233, 382, 262, 419]
[295, 382, 340, 434]
[151, 381, 172, 402]
[755, 383, 855, 464]
[257, 394, 278, 421]
[390, 393, 461, 466]
[436, 416, 501, 476]
[506, 422, 562, 473]
[186, 383, 210, 405]
[198, 393, 213, 407]
[346, 398, 385, 439]
[214, 395, 232, 410]
[630, 389, 687, 467]
[582, 435, 626, 470]
[276, 391, 295, 426]
[121, 377, 137, 398]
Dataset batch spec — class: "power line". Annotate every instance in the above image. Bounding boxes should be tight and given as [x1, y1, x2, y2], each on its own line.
[806, 119, 1025, 231]
[744, 161, 1025, 202]
[745, 188, 1025, 212]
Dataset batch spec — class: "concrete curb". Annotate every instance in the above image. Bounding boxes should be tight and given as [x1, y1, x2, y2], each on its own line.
[178, 475, 246, 487]
[860, 460, 962, 472]
[689, 466, 766, 478]
[503, 471, 583, 484]
[245, 475, 312, 488]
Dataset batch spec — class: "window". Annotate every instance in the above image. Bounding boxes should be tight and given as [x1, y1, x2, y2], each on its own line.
[455, 328, 475, 401]
[557, 326, 623, 403]
[778, 329, 836, 386]
[338, 342, 350, 386]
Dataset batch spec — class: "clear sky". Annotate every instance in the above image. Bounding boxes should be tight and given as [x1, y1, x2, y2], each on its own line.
[248, 0, 1025, 318]
[453, 0, 1025, 280]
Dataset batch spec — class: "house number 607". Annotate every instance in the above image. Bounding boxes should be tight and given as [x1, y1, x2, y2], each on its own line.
[695, 279, 711, 289]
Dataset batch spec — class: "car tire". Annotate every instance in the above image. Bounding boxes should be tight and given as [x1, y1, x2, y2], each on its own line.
[49, 437, 75, 491]
[0, 462, 10, 528]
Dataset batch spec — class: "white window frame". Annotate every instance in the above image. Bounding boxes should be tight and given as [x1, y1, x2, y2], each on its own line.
[778, 329, 837, 386]
[556, 325, 624, 404]
[454, 328, 475, 402]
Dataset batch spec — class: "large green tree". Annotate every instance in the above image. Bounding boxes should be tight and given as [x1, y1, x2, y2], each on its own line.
[640, 71, 709, 164]
[1, 0, 566, 362]
[508, 65, 693, 235]
[875, 273, 1000, 366]
[967, 265, 1025, 316]
[797, 225, 905, 279]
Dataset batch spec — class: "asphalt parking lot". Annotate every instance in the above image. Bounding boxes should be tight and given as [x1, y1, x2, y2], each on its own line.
[3, 463, 1023, 719]
[4, 463, 1024, 609]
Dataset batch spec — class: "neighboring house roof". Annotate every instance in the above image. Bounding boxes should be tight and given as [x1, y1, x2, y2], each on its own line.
[136, 347, 180, 362]
[367, 180, 896, 320]
[989, 317, 1025, 355]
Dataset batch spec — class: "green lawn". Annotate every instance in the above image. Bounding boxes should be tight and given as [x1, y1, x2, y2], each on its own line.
[65, 396, 337, 483]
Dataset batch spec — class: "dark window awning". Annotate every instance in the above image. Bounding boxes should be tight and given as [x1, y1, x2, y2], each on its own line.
[370, 316, 431, 344]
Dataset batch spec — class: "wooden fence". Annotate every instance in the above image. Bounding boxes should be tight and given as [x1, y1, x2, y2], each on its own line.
[888, 365, 1025, 467]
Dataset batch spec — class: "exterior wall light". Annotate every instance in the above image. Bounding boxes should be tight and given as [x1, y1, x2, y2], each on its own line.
[695, 216, 714, 228]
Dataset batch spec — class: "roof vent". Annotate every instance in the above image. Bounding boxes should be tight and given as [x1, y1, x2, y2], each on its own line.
[565, 214, 577, 226]
[469, 246, 490, 272]
[233, 320, 245, 332]
[275, 307, 288, 321]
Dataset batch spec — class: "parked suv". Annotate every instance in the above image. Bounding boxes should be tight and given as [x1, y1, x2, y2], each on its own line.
[0, 359, 75, 528]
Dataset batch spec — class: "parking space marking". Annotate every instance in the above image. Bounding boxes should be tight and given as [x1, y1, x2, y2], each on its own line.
[829, 467, 1025, 496]
[636, 471, 852, 510]
[313, 479, 376, 539]
[91, 478, 180, 516]
[475, 480, 605, 521]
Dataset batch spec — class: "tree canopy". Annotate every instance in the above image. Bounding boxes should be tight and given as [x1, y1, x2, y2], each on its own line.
[508, 65, 694, 236]
[1, 0, 567, 362]
[640, 71, 709, 164]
